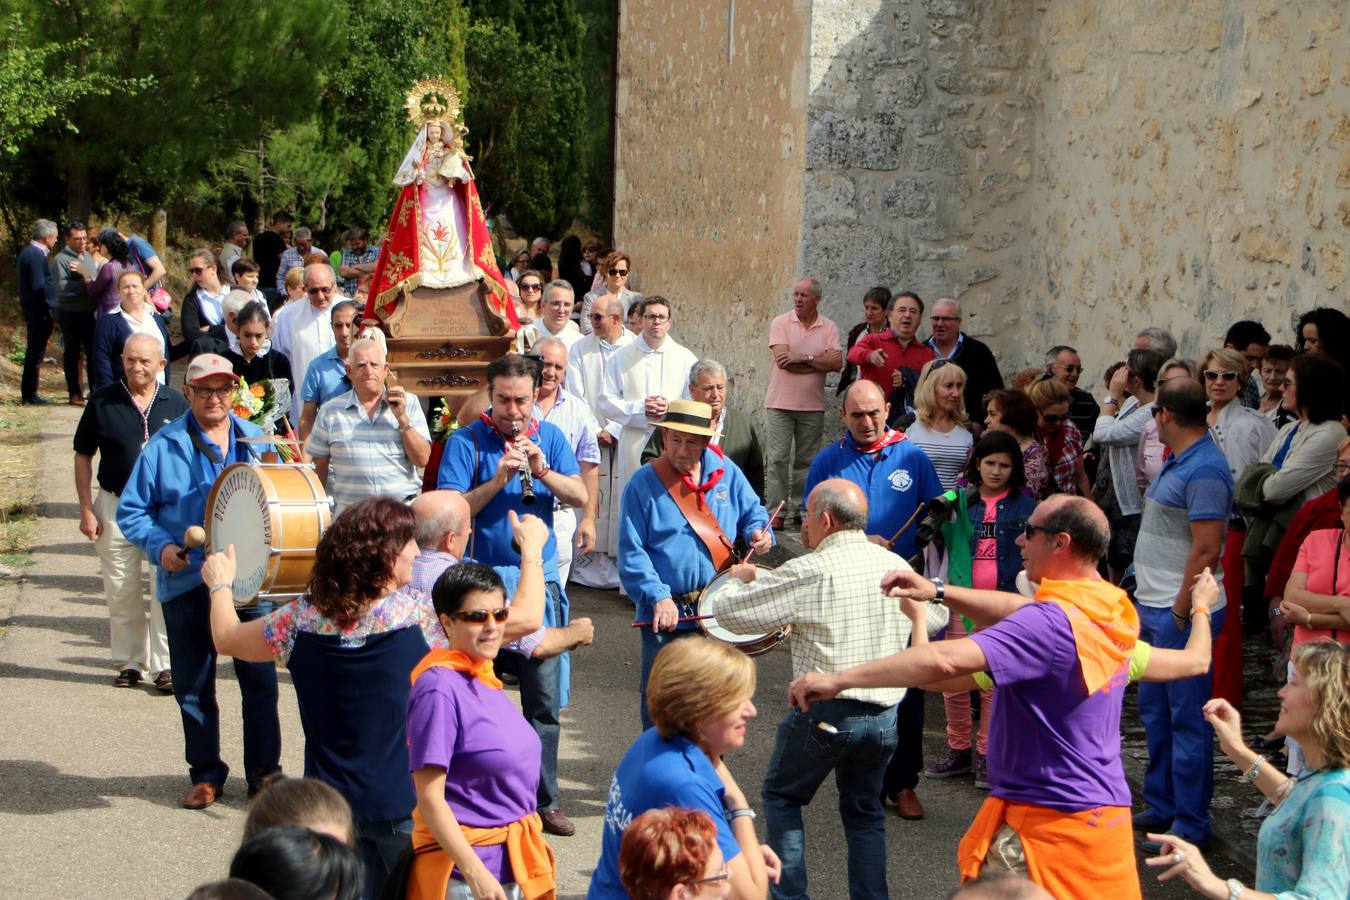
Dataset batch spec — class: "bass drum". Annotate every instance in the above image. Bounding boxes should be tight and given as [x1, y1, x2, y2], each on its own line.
[205, 463, 331, 607]
[697, 566, 790, 657]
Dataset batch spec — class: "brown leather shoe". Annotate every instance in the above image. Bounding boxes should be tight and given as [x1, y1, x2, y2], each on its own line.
[182, 782, 224, 810]
[540, 808, 575, 837]
[894, 788, 924, 820]
[68, 395, 86, 407]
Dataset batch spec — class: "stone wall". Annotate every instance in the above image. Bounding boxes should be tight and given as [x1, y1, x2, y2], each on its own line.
[612, 0, 809, 411]
[1032, 1, 1349, 379]
[615, 0, 1349, 411]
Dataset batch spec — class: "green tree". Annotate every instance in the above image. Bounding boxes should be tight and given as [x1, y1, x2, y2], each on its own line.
[7, 0, 341, 219]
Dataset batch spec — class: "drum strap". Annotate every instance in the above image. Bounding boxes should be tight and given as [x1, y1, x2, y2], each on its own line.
[651, 457, 734, 573]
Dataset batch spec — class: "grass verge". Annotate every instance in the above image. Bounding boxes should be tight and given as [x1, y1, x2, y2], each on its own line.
[0, 403, 46, 569]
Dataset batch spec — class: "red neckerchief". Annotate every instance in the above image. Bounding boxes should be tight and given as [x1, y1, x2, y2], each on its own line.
[479, 411, 539, 446]
[853, 428, 906, 456]
[680, 461, 723, 510]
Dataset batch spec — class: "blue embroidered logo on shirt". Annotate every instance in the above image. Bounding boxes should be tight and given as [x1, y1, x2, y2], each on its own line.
[888, 468, 913, 492]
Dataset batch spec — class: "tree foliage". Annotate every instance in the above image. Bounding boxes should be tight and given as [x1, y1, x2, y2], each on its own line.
[0, 0, 613, 248]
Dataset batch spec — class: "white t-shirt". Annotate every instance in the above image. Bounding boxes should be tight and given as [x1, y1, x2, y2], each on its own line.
[904, 420, 973, 491]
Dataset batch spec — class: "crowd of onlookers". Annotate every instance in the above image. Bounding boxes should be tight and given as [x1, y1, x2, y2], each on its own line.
[16, 214, 1350, 899]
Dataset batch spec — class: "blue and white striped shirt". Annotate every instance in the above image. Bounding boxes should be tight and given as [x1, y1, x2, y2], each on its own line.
[306, 389, 430, 513]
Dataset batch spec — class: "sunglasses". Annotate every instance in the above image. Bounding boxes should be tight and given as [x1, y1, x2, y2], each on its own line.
[307, 286, 334, 295]
[1040, 412, 1067, 424]
[190, 385, 235, 399]
[608, 268, 629, 276]
[449, 608, 509, 624]
[693, 867, 730, 886]
[188, 267, 207, 275]
[1203, 370, 1238, 382]
[520, 283, 542, 292]
[1023, 522, 1061, 540]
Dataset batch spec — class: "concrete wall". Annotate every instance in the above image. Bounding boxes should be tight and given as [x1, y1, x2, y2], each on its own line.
[1031, 1, 1350, 380]
[615, 0, 1350, 410]
[613, 0, 810, 411]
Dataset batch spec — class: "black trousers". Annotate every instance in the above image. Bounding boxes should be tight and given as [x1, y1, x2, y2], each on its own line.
[22, 304, 54, 400]
[57, 309, 95, 397]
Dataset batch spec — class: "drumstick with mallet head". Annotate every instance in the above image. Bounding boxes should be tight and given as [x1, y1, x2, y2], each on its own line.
[176, 525, 207, 560]
[743, 500, 787, 566]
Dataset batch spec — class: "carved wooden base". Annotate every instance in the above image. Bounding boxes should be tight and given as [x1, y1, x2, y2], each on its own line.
[378, 280, 514, 405]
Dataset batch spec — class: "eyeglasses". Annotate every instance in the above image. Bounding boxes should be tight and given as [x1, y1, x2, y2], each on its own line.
[1203, 370, 1238, 382]
[307, 286, 334, 295]
[1150, 406, 1165, 418]
[1040, 412, 1067, 424]
[930, 315, 959, 323]
[642, 313, 669, 322]
[190, 385, 235, 399]
[1023, 522, 1061, 540]
[449, 608, 509, 624]
[520, 283, 542, 292]
[588, 313, 612, 321]
[1057, 364, 1083, 373]
[1334, 461, 1350, 474]
[692, 866, 730, 886]
[188, 267, 207, 275]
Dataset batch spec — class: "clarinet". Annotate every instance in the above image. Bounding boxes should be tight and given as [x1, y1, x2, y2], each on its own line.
[513, 421, 537, 505]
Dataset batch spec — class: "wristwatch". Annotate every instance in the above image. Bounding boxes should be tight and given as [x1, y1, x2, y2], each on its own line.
[806, 354, 815, 363]
[1267, 607, 1285, 619]
[1226, 878, 1246, 900]
[931, 577, 945, 604]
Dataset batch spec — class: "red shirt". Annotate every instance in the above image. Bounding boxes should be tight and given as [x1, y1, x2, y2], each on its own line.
[846, 331, 936, 392]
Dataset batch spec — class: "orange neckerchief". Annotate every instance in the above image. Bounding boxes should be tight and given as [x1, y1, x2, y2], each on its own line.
[958, 797, 1140, 899]
[410, 647, 503, 690]
[408, 808, 557, 900]
[1034, 578, 1137, 695]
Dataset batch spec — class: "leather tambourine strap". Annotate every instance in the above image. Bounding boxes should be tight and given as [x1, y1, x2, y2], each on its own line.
[651, 457, 735, 573]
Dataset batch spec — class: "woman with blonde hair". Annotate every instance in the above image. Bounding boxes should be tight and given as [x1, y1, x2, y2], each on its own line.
[906, 359, 973, 491]
[1144, 641, 1350, 899]
[1028, 377, 1092, 497]
[1200, 348, 1277, 705]
[589, 638, 777, 899]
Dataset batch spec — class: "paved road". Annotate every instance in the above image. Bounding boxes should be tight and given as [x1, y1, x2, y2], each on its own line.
[0, 407, 1244, 898]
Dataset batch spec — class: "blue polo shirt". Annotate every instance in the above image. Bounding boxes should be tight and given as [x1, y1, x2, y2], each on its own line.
[300, 346, 350, 408]
[435, 416, 580, 584]
[1133, 433, 1233, 609]
[803, 434, 942, 558]
[588, 730, 741, 899]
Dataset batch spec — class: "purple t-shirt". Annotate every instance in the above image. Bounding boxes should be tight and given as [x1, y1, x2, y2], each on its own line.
[970, 602, 1131, 812]
[406, 667, 542, 882]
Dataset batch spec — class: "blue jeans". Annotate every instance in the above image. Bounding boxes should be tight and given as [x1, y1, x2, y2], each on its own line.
[762, 700, 898, 900]
[880, 688, 925, 796]
[160, 585, 281, 788]
[520, 582, 563, 811]
[356, 816, 413, 900]
[638, 626, 700, 730]
[1137, 603, 1226, 841]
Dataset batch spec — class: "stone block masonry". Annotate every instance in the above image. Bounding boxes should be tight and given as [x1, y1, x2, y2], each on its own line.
[615, 0, 1349, 416]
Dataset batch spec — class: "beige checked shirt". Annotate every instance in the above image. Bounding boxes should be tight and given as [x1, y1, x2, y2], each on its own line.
[714, 529, 948, 706]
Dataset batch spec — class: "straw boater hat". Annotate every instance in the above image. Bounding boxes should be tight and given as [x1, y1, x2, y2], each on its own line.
[656, 399, 718, 437]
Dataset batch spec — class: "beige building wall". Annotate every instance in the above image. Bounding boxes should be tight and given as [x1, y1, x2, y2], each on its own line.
[615, 0, 1349, 410]
[1032, 1, 1349, 379]
[613, 0, 810, 411]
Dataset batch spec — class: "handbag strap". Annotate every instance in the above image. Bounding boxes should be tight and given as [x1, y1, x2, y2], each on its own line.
[1333, 530, 1344, 643]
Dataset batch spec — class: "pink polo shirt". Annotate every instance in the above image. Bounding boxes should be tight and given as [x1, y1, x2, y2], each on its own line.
[1290, 528, 1350, 646]
[765, 311, 840, 412]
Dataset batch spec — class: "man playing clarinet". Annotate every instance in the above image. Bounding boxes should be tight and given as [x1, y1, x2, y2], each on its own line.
[435, 352, 586, 838]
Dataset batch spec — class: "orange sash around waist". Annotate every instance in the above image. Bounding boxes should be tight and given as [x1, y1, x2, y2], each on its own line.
[407, 807, 557, 900]
[957, 797, 1140, 900]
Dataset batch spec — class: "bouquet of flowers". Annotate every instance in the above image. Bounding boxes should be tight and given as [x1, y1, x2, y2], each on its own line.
[429, 396, 461, 443]
[230, 377, 299, 461]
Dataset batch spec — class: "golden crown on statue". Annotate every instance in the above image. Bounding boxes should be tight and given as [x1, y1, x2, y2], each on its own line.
[404, 76, 464, 127]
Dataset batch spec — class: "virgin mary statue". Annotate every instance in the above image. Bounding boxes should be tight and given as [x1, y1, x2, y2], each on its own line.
[363, 78, 517, 332]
